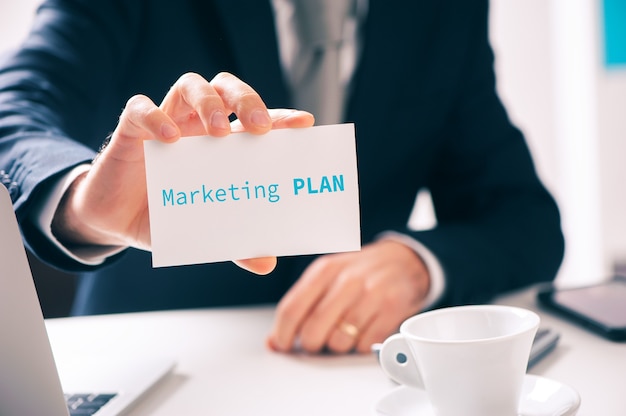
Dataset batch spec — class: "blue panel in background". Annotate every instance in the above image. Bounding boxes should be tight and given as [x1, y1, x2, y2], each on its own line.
[603, 0, 626, 67]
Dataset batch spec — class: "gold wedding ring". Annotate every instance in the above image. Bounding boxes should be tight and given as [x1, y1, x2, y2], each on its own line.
[338, 321, 359, 338]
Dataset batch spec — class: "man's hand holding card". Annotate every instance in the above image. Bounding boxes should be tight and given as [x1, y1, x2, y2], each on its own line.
[143, 124, 361, 268]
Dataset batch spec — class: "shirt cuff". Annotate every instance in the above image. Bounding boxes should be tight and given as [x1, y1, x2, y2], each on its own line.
[377, 231, 446, 310]
[30, 164, 127, 266]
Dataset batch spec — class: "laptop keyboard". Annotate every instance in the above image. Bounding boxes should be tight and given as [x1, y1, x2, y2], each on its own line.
[65, 393, 118, 416]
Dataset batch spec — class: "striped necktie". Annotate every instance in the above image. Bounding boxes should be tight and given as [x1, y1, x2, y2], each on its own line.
[290, 0, 354, 125]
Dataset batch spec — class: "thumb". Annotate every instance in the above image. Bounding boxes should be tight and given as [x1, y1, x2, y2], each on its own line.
[233, 257, 278, 275]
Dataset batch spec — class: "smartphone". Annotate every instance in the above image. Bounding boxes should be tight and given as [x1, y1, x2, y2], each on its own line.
[537, 276, 626, 341]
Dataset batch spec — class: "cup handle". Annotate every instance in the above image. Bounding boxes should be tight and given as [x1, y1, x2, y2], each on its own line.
[379, 333, 425, 389]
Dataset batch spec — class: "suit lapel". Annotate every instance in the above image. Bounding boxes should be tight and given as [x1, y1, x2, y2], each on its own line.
[212, 0, 290, 108]
[348, 0, 436, 121]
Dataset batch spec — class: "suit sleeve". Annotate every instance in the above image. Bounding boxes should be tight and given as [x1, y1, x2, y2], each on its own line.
[407, 2, 564, 307]
[0, 0, 143, 270]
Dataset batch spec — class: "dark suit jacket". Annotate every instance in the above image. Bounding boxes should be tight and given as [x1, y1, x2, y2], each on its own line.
[0, 0, 564, 315]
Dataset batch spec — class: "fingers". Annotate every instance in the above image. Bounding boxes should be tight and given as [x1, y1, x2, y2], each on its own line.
[353, 315, 402, 353]
[68, 94, 179, 249]
[160, 72, 232, 137]
[268, 240, 430, 355]
[326, 295, 381, 354]
[326, 278, 415, 354]
[104, 94, 180, 162]
[266, 109, 315, 129]
[160, 72, 314, 138]
[210, 72, 272, 135]
[268, 256, 346, 352]
[296, 258, 371, 352]
[76, 73, 313, 254]
[230, 109, 314, 133]
[113, 72, 314, 158]
[159, 72, 269, 137]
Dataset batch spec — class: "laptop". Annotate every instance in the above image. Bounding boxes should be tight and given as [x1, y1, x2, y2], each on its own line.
[0, 184, 175, 416]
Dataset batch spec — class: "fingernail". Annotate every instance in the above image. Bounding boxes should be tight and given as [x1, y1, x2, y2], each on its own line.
[161, 122, 178, 139]
[211, 110, 230, 131]
[251, 109, 271, 128]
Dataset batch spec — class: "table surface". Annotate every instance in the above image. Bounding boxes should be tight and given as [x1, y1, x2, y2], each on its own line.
[45, 287, 626, 416]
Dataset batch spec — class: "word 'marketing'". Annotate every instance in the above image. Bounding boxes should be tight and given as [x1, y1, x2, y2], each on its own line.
[161, 174, 345, 207]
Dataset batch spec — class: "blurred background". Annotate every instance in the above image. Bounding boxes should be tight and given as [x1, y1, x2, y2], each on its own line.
[1, 0, 625, 316]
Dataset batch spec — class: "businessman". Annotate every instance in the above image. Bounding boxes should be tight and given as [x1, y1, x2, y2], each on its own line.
[0, 0, 564, 354]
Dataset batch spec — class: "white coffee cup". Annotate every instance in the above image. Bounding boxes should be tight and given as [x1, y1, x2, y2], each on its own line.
[378, 305, 539, 416]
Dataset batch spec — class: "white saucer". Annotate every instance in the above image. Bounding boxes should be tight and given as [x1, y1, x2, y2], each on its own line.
[373, 374, 581, 416]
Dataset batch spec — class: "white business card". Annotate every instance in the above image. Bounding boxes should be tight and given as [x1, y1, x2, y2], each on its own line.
[144, 124, 361, 267]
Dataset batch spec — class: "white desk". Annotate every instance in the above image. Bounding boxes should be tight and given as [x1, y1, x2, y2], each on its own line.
[495, 288, 626, 416]
[45, 287, 626, 415]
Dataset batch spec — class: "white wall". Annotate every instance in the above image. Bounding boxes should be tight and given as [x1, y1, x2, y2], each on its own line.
[3, 0, 625, 287]
[490, 0, 558, 191]
[0, 1, 40, 53]
[597, 63, 626, 271]
[491, 0, 626, 286]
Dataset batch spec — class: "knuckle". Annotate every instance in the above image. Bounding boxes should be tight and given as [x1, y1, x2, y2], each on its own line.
[327, 336, 352, 354]
[143, 106, 165, 125]
[211, 71, 234, 84]
[123, 95, 159, 120]
[231, 90, 263, 113]
[197, 95, 226, 112]
[124, 94, 149, 109]
[335, 270, 363, 297]
[306, 306, 328, 324]
[121, 95, 157, 128]
[236, 90, 260, 101]
[379, 291, 401, 313]
[177, 71, 201, 84]
[275, 300, 298, 324]
[298, 333, 323, 354]
[309, 255, 334, 275]
[357, 337, 377, 353]
[298, 319, 326, 353]
[172, 72, 206, 94]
